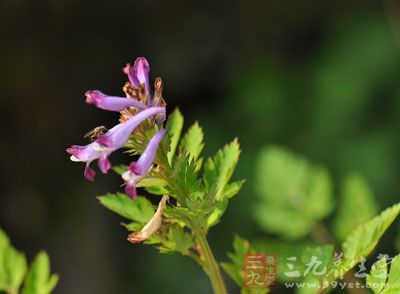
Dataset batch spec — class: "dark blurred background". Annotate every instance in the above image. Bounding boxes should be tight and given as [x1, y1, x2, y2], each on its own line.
[1, 0, 400, 293]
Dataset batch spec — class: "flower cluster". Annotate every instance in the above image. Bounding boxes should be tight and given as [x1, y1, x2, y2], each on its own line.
[67, 57, 167, 199]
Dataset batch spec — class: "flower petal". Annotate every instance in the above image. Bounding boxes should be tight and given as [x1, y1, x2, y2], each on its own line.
[84, 162, 96, 181]
[130, 129, 166, 175]
[97, 107, 165, 149]
[125, 180, 137, 200]
[66, 142, 103, 162]
[123, 57, 151, 98]
[98, 154, 111, 174]
[85, 90, 147, 111]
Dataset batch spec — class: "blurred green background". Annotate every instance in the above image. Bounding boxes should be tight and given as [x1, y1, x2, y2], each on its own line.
[1, 0, 400, 293]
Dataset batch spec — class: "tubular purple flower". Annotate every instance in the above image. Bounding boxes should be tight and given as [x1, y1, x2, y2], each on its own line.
[122, 129, 166, 199]
[66, 141, 104, 181]
[97, 107, 165, 148]
[85, 90, 147, 111]
[123, 57, 151, 99]
[66, 107, 165, 181]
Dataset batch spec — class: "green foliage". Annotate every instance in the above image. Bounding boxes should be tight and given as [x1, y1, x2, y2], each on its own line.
[22, 252, 59, 294]
[165, 108, 184, 165]
[221, 236, 269, 294]
[155, 226, 194, 254]
[0, 229, 27, 294]
[179, 122, 204, 162]
[100, 109, 245, 293]
[251, 144, 400, 293]
[367, 257, 388, 293]
[333, 173, 378, 242]
[0, 229, 57, 294]
[204, 139, 241, 201]
[167, 153, 203, 204]
[221, 236, 250, 286]
[342, 203, 400, 265]
[252, 238, 312, 283]
[367, 255, 400, 293]
[327, 203, 400, 280]
[98, 193, 155, 225]
[254, 146, 333, 239]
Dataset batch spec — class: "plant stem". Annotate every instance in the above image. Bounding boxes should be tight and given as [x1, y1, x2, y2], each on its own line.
[194, 228, 227, 294]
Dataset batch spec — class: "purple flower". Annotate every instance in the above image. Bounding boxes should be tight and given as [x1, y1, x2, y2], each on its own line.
[123, 57, 151, 101]
[122, 129, 166, 199]
[85, 90, 147, 111]
[67, 107, 165, 181]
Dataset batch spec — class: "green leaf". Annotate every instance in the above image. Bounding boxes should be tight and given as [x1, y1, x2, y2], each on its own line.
[220, 180, 245, 199]
[221, 236, 250, 286]
[206, 199, 228, 227]
[179, 122, 204, 162]
[3, 247, 27, 292]
[137, 177, 169, 195]
[366, 255, 400, 293]
[254, 146, 333, 239]
[0, 229, 10, 290]
[367, 257, 388, 293]
[22, 251, 58, 294]
[343, 203, 400, 263]
[327, 203, 400, 280]
[98, 193, 155, 224]
[0, 229, 27, 293]
[204, 139, 241, 201]
[333, 173, 378, 242]
[121, 222, 143, 231]
[166, 108, 184, 164]
[168, 154, 203, 204]
[385, 255, 400, 293]
[157, 226, 194, 254]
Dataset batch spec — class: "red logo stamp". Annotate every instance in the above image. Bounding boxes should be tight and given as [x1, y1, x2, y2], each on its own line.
[243, 253, 278, 288]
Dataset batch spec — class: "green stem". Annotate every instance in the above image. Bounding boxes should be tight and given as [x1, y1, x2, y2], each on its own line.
[194, 228, 227, 294]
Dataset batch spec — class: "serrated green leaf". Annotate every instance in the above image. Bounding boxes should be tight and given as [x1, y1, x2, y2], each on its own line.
[206, 199, 228, 227]
[180, 122, 204, 162]
[22, 251, 58, 294]
[220, 180, 245, 199]
[385, 255, 400, 293]
[98, 193, 155, 224]
[137, 177, 169, 195]
[327, 203, 400, 281]
[343, 203, 400, 262]
[333, 173, 378, 242]
[166, 108, 184, 164]
[221, 236, 250, 286]
[254, 146, 333, 239]
[204, 139, 241, 201]
[0, 229, 28, 293]
[366, 255, 400, 293]
[168, 154, 203, 204]
[158, 226, 194, 254]
[367, 258, 388, 293]
[222, 237, 271, 293]
[4, 246, 27, 292]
